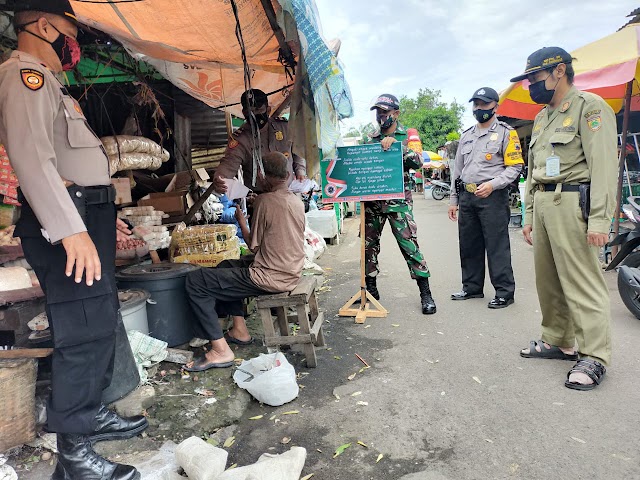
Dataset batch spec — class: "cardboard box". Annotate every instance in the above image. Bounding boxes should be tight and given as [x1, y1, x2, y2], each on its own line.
[138, 191, 189, 216]
[111, 178, 132, 205]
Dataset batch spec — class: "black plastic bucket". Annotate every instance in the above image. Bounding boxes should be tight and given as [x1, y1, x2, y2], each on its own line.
[115, 263, 200, 347]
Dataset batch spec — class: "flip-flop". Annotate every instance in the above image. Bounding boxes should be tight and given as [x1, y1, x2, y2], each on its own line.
[183, 358, 235, 372]
[225, 333, 254, 346]
[519, 340, 578, 360]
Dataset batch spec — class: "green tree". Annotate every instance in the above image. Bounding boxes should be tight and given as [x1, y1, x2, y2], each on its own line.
[399, 88, 464, 151]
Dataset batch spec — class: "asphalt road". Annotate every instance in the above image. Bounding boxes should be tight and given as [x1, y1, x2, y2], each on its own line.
[233, 193, 640, 480]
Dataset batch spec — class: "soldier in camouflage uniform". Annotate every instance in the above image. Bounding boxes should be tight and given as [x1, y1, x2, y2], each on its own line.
[365, 94, 436, 315]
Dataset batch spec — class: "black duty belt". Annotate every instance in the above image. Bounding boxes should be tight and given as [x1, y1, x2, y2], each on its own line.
[70, 185, 116, 205]
[18, 185, 116, 205]
[535, 183, 588, 193]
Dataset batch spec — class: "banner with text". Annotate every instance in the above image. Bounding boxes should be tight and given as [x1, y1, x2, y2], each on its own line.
[321, 143, 405, 203]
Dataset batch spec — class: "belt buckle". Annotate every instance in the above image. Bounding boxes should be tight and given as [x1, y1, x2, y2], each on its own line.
[465, 183, 477, 193]
[535, 184, 545, 192]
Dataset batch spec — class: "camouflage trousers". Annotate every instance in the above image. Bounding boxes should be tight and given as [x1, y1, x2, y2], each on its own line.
[364, 201, 430, 279]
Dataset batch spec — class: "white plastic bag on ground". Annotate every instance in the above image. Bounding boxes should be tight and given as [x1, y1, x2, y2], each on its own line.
[233, 352, 299, 406]
[304, 223, 326, 262]
[217, 447, 307, 480]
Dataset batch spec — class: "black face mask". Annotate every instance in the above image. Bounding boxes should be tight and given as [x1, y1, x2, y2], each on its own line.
[529, 72, 558, 105]
[473, 108, 495, 124]
[377, 113, 396, 130]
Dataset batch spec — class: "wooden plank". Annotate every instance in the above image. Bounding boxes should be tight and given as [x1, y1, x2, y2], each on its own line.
[174, 112, 192, 172]
[341, 307, 388, 319]
[258, 307, 277, 343]
[264, 334, 312, 347]
[255, 296, 306, 309]
[0, 348, 53, 359]
[275, 306, 289, 338]
[255, 292, 289, 308]
[310, 312, 324, 343]
[289, 277, 318, 299]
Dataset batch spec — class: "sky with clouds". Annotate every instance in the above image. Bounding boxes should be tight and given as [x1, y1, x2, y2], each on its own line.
[314, 0, 639, 131]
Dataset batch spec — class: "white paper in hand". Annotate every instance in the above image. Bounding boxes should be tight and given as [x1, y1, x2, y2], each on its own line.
[223, 178, 250, 200]
[289, 178, 314, 193]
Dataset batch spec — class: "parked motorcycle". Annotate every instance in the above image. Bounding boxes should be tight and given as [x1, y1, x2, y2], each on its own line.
[429, 180, 451, 201]
[606, 196, 640, 319]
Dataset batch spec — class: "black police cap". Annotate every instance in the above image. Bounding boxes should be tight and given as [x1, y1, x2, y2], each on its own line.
[241, 89, 269, 110]
[469, 87, 499, 103]
[370, 94, 400, 111]
[0, 0, 77, 24]
[510, 46, 572, 82]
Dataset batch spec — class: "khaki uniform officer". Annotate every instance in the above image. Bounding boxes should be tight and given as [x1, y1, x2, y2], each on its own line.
[0, 1, 145, 478]
[449, 87, 523, 309]
[214, 89, 306, 192]
[512, 47, 617, 391]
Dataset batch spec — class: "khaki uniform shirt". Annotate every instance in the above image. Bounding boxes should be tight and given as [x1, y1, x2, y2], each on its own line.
[450, 118, 524, 206]
[216, 117, 306, 188]
[0, 51, 110, 243]
[524, 87, 618, 234]
[249, 189, 305, 292]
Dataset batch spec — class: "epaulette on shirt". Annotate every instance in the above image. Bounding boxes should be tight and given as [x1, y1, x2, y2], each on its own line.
[497, 120, 514, 130]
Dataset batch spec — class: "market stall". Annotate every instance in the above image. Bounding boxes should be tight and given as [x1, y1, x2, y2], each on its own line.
[0, 0, 353, 453]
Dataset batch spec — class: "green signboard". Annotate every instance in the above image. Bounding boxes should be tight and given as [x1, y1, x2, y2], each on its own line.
[321, 143, 405, 203]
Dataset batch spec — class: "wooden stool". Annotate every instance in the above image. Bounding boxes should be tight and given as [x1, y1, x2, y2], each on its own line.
[256, 276, 325, 367]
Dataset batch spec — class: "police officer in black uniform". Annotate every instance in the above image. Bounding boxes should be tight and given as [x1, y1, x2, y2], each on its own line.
[0, 1, 146, 478]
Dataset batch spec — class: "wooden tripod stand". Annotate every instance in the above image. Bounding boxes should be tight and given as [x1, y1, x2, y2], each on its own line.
[338, 202, 388, 323]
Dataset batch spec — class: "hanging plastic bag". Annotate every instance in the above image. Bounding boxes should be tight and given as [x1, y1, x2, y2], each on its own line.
[233, 352, 299, 406]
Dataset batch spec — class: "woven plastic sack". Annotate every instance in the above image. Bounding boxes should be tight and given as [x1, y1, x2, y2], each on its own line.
[233, 352, 299, 406]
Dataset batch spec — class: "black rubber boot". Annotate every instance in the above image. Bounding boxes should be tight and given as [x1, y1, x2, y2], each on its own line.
[417, 277, 436, 315]
[52, 434, 140, 480]
[88, 405, 148, 444]
[365, 276, 380, 301]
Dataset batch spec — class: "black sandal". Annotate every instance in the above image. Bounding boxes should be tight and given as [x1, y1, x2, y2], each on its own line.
[565, 359, 606, 391]
[520, 340, 578, 360]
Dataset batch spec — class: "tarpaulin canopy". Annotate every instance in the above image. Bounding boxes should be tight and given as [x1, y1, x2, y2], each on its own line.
[498, 24, 640, 120]
[71, 0, 291, 118]
[70, 0, 353, 158]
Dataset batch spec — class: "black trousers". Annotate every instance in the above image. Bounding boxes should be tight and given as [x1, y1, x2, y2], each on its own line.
[18, 202, 118, 434]
[185, 257, 269, 341]
[458, 188, 515, 299]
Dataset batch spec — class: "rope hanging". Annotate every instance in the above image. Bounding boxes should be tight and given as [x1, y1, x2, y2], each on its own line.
[230, 0, 263, 187]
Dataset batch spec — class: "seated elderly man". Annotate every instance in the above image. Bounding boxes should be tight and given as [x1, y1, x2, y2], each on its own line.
[184, 152, 305, 371]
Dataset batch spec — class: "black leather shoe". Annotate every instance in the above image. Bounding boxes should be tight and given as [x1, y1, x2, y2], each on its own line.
[88, 405, 148, 444]
[488, 297, 514, 309]
[52, 433, 140, 480]
[417, 278, 437, 315]
[451, 291, 484, 300]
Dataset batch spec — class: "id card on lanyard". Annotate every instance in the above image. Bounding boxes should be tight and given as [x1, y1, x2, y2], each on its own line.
[546, 144, 560, 177]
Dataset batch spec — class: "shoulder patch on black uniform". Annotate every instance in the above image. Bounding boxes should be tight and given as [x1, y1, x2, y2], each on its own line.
[20, 69, 44, 91]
